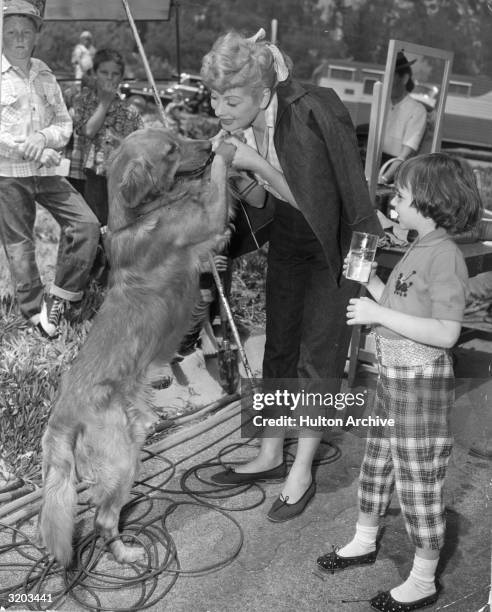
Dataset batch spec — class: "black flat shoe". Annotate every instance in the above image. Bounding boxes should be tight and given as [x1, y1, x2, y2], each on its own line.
[370, 581, 441, 612]
[267, 480, 316, 522]
[316, 545, 377, 573]
[211, 462, 287, 485]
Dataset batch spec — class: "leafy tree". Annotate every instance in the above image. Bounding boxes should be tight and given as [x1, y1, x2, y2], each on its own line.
[28, 0, 492, 82]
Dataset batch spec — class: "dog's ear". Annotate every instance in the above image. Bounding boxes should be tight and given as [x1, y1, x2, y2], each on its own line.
[119, 156, 155, 208]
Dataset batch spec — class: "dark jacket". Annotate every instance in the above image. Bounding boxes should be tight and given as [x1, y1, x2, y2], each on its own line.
[274, 79, 383, 282]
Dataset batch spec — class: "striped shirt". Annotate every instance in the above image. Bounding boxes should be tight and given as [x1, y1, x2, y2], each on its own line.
[0, 56, 72, 177]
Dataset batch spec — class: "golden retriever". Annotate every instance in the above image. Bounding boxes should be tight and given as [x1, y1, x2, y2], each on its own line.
[39, 127, 232, 567]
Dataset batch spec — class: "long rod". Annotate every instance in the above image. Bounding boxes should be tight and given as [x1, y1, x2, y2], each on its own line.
[208, 254, 255, 381]
[120, 0, 170, 127]
[174, 0, 181, 83]
[0, 0, 4, 108]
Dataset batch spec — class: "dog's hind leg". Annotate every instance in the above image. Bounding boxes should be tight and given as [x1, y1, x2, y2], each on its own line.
[93, 445, 144, 563]
[96, 497, 144, 564]
[95, 480, 144, 563]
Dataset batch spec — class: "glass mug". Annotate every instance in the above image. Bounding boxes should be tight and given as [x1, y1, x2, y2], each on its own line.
[344, 232, 379, 283]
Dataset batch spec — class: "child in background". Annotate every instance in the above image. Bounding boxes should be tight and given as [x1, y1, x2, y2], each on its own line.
[316, 153, 482, 612]
[61, 71, 94, 196]
[73, 49, 143, 227]
[73, 49, 143, 285]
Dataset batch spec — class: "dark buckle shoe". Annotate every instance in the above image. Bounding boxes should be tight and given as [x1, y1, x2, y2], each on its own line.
[317, 545, 377, 574]
[370, 581, 441, 612]
[267, 480, 316, 523]
[211, 462, 287, 485]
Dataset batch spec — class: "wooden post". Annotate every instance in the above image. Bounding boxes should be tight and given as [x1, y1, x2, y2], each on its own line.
[365, 81, 382, 203]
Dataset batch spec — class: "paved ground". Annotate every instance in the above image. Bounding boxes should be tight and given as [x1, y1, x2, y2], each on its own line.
[0, 334, 490, 612]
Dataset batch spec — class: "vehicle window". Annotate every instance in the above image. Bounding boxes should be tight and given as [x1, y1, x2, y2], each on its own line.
[448, 82, 471, 96]
[329, 67, 355, 81]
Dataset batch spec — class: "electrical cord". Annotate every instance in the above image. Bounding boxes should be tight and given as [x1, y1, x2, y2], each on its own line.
[0, 406, 343, 611]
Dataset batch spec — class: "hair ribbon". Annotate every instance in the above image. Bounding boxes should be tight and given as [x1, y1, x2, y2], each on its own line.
[247, 28, 289, 83]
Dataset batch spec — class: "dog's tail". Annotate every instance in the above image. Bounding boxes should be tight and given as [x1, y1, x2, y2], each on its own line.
[40, 426, 79, 567]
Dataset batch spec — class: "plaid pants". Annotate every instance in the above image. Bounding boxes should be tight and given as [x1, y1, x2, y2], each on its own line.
[358, 352, 454, 550]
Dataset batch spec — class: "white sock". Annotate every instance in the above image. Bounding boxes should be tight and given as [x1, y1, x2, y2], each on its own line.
[390, 554, 438, 603]
[337, 522, 378, 558]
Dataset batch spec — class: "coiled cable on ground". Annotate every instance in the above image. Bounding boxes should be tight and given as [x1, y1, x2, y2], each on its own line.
[0, 401, 342, 611]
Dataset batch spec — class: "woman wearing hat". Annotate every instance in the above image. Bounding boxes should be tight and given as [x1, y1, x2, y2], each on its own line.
[379, 52, 427, 185]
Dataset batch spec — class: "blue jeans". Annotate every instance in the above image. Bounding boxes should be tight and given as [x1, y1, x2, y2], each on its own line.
[0, 176, 99, 318]
[84, 170, 108, 226]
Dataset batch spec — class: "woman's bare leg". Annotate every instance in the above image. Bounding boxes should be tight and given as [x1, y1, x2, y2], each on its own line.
[279, 432, 322, 502]
[234, 428, 285, 473]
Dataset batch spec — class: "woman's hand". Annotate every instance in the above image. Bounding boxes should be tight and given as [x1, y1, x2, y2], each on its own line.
[346, 297, 381, 326]
[223, 136, 262, 173]
[210, 131, 226, 152]
[211, 130, 246, 152]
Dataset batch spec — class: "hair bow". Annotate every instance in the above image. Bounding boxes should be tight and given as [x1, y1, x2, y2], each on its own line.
[247, 28, 289, 83]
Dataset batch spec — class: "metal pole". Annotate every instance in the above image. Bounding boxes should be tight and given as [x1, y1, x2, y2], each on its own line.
[120, 0, 170, 127]
[0, 0, 4, 109]
[174, 0, 181, 83]
[208, 254, 255, 381]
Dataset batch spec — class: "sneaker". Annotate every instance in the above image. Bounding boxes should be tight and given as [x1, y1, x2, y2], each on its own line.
[39, 295, 65, 338]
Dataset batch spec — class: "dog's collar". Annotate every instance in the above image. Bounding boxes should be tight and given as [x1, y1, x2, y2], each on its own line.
[174, 152, 214, 178]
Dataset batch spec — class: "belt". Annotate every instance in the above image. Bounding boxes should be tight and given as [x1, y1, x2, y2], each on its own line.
[375, 335, 446, 367]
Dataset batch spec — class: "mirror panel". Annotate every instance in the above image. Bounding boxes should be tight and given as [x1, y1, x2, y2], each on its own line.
[366, 40, 453, 199]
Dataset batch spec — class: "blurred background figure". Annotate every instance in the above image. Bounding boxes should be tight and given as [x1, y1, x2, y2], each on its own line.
[379, 51, 427, 184]
[73, 49, 143, 227]
[72, 30, 97, 80]
[62, 71, 95, 196]
[73, 49, 144, 285]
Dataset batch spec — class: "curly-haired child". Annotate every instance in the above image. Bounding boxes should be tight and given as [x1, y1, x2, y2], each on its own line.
[317, 153, 482, 612]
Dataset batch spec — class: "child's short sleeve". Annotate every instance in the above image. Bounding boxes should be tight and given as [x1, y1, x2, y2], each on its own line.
[428, 246, 468, 321]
